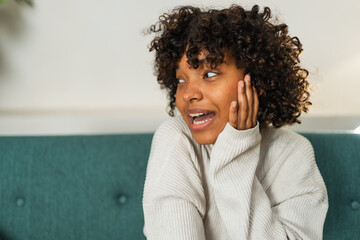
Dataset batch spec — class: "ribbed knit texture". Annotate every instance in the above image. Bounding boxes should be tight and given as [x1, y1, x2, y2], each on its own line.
[142, 116, 329, 240]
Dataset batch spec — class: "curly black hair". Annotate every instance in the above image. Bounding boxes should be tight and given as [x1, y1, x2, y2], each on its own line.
[148, 4, 311, 128]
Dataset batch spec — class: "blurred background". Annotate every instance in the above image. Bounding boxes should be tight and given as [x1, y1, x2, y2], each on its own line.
[0, 0, 359, 135]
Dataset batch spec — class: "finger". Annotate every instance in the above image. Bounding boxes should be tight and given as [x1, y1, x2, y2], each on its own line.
[238, 80, 248, 130]
[252, 86, 259, 126]
[229, 101, 238, 129]
[244, 74, 253, 128]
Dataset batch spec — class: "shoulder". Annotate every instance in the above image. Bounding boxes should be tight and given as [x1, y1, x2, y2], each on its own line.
[151, 116, 199, 156]
[259, 127, 328, 206]
[260, 126, 313, 155]
[154, 116, 191, 138]
[257, 126, 316, 183]
[152, 116, 193, 145]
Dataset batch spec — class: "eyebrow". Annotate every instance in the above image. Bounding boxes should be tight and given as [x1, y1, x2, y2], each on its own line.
[175, 58, 228, 70]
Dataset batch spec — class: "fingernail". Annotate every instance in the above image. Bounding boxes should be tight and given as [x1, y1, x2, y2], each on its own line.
[232, 101, 237, 108]
[240, 81, 244, 87]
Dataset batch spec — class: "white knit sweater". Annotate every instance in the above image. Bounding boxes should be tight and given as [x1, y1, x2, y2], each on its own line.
[142, 116, 329, 240]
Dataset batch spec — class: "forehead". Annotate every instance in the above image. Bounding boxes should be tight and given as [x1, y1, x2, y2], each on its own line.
[175, 49, 234, 70]
[176, 50, 208, 70]
[196, 49, 210, 61]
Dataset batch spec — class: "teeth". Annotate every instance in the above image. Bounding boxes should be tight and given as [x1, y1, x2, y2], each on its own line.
[193, 115, 214, 125]
[189, 112, 206, 117]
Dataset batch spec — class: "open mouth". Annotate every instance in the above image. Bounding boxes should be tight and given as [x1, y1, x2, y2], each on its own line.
[187, 112, 216, 130]
[189, 112, 216, 124]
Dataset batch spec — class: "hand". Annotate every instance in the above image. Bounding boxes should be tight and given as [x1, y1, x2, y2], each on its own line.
[229, 74, 259, 130]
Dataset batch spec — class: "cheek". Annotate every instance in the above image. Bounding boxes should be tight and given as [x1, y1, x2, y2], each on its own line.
[213, 82, 238, 113]
[175, 89, 181, 108]
[175, 89, 186, 116]
[228, 82, 239, 101]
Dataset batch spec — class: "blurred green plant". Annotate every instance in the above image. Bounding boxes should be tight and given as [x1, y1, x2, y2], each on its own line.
[0, 0, 33, 6]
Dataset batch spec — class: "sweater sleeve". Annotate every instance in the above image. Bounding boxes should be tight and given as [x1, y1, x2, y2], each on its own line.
[142, 120, 206, 240]
[209, 122, 329, 240]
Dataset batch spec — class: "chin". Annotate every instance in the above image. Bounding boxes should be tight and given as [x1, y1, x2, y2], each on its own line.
[192, 132, 217, 145]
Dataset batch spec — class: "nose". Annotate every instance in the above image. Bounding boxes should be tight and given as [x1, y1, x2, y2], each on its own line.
[182, 80, 203, 103]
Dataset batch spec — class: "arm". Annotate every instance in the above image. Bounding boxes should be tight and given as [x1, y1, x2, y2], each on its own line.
[142, 119, 206, 240]
[210, 74, 328, 239]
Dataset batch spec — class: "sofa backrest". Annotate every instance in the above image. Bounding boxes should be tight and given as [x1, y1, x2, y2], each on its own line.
[0, 134, 152, 240]
[0, 132, 359, 240]
[301, 133, 360, 240]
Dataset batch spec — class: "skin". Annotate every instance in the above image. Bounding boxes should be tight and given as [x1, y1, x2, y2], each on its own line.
[176, 49, 259, 145]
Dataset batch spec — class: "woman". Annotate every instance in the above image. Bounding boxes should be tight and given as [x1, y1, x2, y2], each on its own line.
[142, 4, 328, 239]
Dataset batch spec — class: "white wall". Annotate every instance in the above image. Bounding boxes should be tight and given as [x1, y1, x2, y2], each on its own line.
[0, 0, 359, 135]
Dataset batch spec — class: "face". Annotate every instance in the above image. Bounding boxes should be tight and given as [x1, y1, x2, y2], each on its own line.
[175, 49, 246, 144]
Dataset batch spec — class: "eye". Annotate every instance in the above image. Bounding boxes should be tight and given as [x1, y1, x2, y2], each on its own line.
[177, 78, 185, 84]
[204, 71, 218, 78]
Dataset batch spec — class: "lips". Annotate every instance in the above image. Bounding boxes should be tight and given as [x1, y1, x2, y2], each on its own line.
[186, 108, 216, 131]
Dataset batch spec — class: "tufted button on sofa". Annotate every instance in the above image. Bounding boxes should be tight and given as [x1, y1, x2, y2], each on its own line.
[351, 201, 360, 211]
[0, 132, 359, 240]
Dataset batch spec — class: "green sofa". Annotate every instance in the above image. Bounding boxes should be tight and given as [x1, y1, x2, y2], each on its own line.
[0, 132, 359, 240]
